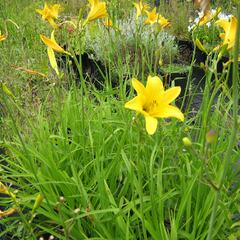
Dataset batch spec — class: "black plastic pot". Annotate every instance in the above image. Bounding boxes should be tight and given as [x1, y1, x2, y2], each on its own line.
[177, 39, 208, 65]
[159, 65, 206, 112]
[58, 52, 108, 89]
[177, 39, 234, 74]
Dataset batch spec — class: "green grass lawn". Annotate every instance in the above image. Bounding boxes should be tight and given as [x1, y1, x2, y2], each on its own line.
[0, 0, 240, 239]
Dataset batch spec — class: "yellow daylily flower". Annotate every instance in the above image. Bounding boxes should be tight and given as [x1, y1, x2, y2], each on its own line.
[36, 3, 62, 28]
[144, 8, 158, 25]
[158, 15, 171, 28]
[144, 8, 170, 28]
[198, 11, 211, 26]
[40, 31, 70, 75]
[198, 8, 221, 26]
[215, 16, 237, 50]
[86, 0, 108, 23]
[133, 1, 149, 18]
[0, 31, 6, 41]
[125, 76, 184, 135]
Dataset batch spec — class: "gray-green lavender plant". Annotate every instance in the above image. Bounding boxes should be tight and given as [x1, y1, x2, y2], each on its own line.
[84, 12, 178, 76]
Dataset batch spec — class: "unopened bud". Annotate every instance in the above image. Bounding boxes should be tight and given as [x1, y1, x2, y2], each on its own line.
[159, 58, 163, 66]
[182, 137, 192, 147]
[32, 194, 44, 212]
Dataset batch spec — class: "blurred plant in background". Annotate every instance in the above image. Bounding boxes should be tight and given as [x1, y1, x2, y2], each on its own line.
[83, 12, 177, 77]
[189, 8, 234, 52]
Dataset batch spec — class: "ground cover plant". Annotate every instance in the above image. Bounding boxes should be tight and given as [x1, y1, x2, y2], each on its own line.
[0, 0, 240, 239]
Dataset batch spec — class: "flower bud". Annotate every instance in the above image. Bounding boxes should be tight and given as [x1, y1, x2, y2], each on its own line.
[32, 194, 44, 213]
[182, 137, 192, 147]
[159, 58, 163, 67]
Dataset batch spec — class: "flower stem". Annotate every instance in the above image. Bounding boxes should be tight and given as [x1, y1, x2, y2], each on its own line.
[207, 5, 240, 240]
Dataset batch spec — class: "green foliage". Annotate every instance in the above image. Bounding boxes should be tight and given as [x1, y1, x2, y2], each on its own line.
[1, 86, 239, 239]
[0, 0, 239, 239]
[192, 24, 221, 51]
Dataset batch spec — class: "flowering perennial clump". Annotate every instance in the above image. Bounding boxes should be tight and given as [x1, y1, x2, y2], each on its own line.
[190, 7, 237, 55]
[37, 1, 110, 75]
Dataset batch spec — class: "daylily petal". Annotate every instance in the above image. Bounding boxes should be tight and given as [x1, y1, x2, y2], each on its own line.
[0, 35, 6, 41]
[154, 105, 184, 121]
[0, 31, 6, 41]
[47, 18, 58, 29]
[0, 208, 16, 218]
[216, 16, 238, 50]
[125, 96, 144, 113]
[162, 87, 181, 104]
[40, 34, 65, 53]
[228, 16, 238, 49]
[145, 115, 158, 135]
[89, 0, 95, 5]
[159, 15, 170, 28]
[132, 78, 145, 95]
[215, 19, 230, 33]
[36, 9, 44, 16]
[40, 33, 70, 55]
[134, 1, 149, 18]
[47, 47, 59, 75]
[144, 7, 158, 25]
[86, 0, 107, 22]
[146, 75, 163, 97]
[51, 4, 62, 18]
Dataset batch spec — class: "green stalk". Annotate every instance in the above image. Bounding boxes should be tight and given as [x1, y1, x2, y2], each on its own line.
[137, 130, 148, 240]
[207, 5, 240, 240]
